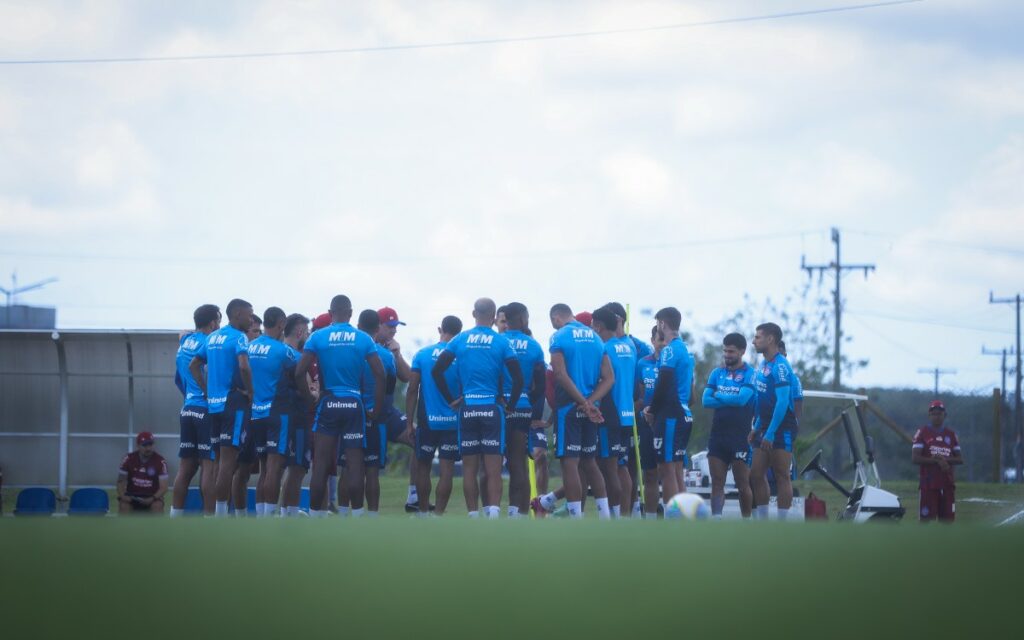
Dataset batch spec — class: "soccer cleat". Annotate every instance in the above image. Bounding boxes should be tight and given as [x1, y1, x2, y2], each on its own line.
[405, 502, 436, 513]
[529, 497, 549, 518]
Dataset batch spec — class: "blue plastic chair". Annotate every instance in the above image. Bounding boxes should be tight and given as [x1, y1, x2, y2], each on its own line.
[14, 487, 56, 516]
[184, 487, 204, 514]
[68, 488, 109, 516]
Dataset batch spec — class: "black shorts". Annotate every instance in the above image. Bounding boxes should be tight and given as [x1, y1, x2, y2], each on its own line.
[529, 427, 549, 451]
[598, 425, 629, 459]
[416, 428, 461, 462]
[364, 422, 388, 469]
[628, 416, 657, 471]
[653, 409, 692, 463]
[708, 428, 752, 465]
[178, 406, 215, 460]
[555, 405, 598, 459]
[750, 427, 796, 452]
[239, 417, 268, 465]
[265, 412, 311, 470]
[506, 407, 533, 434]
[381, 407, 408, 444]
[459, 404, 504, 456]
[211, 391, 251, 453]
[313, 394, 365, 450]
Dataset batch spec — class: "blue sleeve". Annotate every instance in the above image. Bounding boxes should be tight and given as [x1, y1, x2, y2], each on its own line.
[303, 332, 318, 354]
[444, 335, 462, 356]
[501, 337, 516, 361]
[234, 334, 248, 356]
[411, 349, 424, 373]
[702, 385, 723, 409]
[764, 385, 792, 440]
[196, 339, 208, 362]
[549, 331, 564, 355]
[174, 370, 186, 396]
[716, 386, 755, 408]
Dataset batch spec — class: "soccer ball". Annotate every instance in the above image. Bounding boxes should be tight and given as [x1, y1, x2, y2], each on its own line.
[664, 493, 710, 520]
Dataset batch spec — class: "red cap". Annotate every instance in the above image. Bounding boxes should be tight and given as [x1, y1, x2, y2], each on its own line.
[136, 431, 155, 445]
[929, 400, 946, 412]
[378, 307, 406, 327]
[312, 312, 332, 330]
[574, 311, 593, 327]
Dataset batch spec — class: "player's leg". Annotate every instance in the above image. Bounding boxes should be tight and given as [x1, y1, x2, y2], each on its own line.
[731, 449, 753, 518]
[770, 431, 794, 517]
[214, 401, 247, 515]
[436, 458, 456, 514]
[506, 421, 528, 516]
[654, 416, 680, 499]
[172, 458, 198, 513]
[309, 432, 338, 514]
[918, 487, 938, 522]
[172, 409, 201, 514]
[708, 453, 729, 518]
[530, 427, 549, 496]
[596, 426, 620, 519]
[149, 497, 165, 514]
[617, 459, 632, 516]
[281, 424, 309, 515]
[462, 453, 481, 515]
[938, 486, 955, 523]
[750, 446, 771, 519]
[483, 453, 503, 518]
[414, 428, 436, 514]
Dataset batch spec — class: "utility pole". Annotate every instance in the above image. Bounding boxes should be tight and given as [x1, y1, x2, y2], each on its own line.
[982, 346, 1016, 400]
[802, 227, 875, 391]
[917, 367, 957, 396]
[990, 292, 1023, 483]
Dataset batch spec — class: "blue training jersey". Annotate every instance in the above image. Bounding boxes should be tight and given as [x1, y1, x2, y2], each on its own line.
[176, 332, 208, 409]
[636, 355, 659, 409]
[411, 341, 460, 430]
[549, 320, 605, 408]
[279, 344, 304, 414]
[792, 371, 804, 402]
[605, 335, 637, 427]
[362, 344, 397, 413]
[658, 336, 694, 410]
[754, 354, 798, 437]
[247, 335, 299, 420]
[196, 325, 248, 414]
[303, 322, 377, 400]
[502, 329, 545, 410]
[705, 364, 756, 436]
[629, 335, 654, 360]
[444, 326, 515, 406]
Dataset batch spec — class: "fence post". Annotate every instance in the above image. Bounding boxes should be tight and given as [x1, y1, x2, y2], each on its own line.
[994, 388, 1002, 484]
[54, 332, 69, 499]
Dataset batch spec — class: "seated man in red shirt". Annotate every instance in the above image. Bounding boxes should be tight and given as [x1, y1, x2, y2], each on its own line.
[912, 400, 962, 522]
[117, 432, 170, 514]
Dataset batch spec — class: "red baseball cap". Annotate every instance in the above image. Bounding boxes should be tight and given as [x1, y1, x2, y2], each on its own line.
[575, 311, 593, 327]
[929, 400, 946, 412]
[136, 431, 155, 445]
[312, 312, 332, 330]
[378, 307, 406, 327]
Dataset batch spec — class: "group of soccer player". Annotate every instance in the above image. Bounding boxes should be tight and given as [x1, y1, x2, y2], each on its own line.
[171, 293, 803, 519]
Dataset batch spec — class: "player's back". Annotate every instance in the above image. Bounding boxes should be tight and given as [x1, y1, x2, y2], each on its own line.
[203, 325, 248, 411]
[754, 354, 797, 427]
[304, 322, 375, 399]
[248, 336, 296, 419]
[446, 326, 513, 406]
[362, 344, 397, 412]
[604, 335, 637, 425]
[412, 341, 460, 429]
[549, 320, 604, 407]
[659, 336, 694, 408]
[176, 332, 207, 408]
[636, 355, 659, 409]
[502, 329, 544, 409]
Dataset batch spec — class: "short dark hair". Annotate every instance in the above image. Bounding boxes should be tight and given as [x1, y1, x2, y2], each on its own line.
[284, 313, 309, 337]
[357, 309, 380, 333]
[504, 302, 528, 329]
[193, 304, 220, 329]
[496, 304, 509, 317]
[603, 302, 627, 322]
[440, 315, 463, 336]
[778, 340, 788, 355]
[263, 307, 286, 330]
[549, 303, 573, 318]
[226, 298, 252, 320]
[330, 295, 352, 314]
[654, 307, 681, 331]
[592, 307, 618, 332]
[250, 314, 262, 327]
[756, 322, 783, 344]
[723, 332, 747, 351]
[650, 325, 662, 341]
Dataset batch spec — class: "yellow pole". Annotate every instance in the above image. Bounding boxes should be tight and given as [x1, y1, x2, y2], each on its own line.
[627, 304, 645, 506]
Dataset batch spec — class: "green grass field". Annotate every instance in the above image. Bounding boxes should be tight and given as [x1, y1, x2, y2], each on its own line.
[3, 476, 1023, 638]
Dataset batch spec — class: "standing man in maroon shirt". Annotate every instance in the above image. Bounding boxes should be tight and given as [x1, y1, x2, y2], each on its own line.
[117, 432, 169, 514]
[912, 400, 963, 522]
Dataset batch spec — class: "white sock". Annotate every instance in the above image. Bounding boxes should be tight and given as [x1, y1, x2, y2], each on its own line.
[540, 492, 557, 511]
[777, 508, 789, 521]
[351, 508, 365, 517]
[467, 510, 480, 518]
[508, 506, 519, 518]
[632, 501, 641, 517]
[407, 485, 418, 504]
[595, 497, 611, 520]
[265, 504, 279, 517]
[611, 505, 621, 519]
[327, 476, 338, 503]
[255, 502, 266, 516]
[169, 507, 184, 518]
[338, 506, 351, 517]
[215, 501, 229, 517]
[484, 505, 500, 519]
[567, 501, 583, 518]
[757, 505, 769, 519]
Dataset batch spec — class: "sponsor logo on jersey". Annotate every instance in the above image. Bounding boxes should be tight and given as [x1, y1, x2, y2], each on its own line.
[463, 409, 495, 419]
[466, 333, 494, 345]
[326, 400, 359, 410]
[249, 343, 271, 356]
[328, 331, 356, 342]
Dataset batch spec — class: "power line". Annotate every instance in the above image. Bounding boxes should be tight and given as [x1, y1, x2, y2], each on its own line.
[845, 229, 1024, 258]
[990, 290, 1023, 483]
[0, 1, 924, 66]
[845, 309, 1014, 335]
[918, 367, 957, 396]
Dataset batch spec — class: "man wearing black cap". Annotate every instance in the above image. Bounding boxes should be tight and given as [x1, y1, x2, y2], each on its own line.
[912, 400, 962, 522]
[117, 432, 169, 514]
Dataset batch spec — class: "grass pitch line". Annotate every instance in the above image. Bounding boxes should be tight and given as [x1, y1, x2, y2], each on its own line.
[996, 506, 1024, 526]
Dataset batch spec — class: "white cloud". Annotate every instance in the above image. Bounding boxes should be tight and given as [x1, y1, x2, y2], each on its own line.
[601, 151, 674, 209]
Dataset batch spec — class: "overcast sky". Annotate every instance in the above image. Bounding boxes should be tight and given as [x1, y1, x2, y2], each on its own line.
[1, 0, 1022, 395]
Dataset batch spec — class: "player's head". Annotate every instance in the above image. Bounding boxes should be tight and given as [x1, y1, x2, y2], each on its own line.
[723, 332, 746, 367]
[654, 307, 681, 334]
[472, 298, 497, 327]
[753, 322, 783, 354]
[263, 306, 286, 338]
[574, 311, 593, 327]
[377, 306, 404, 342]
[504, 302, 529, 332]
[591, 307, 617, 340]
[439, 315, 463, 341]
[495, 305, 509, 333]
[312, 312, 331, 331]
[651, 325, 666, 355]
[329, 295, 353, 323]
[928, 400, 946, 427]
[193, 304, 221, 332]
[247, 314, 263, 341]
[549, 303, 573, 330]
[602, 302, 627, 333]
[136, 431, 155, 455]
[778, 340, 788, 357]
[284, 313, 310, 349]
[357, 309, 381, 335]
[226, 298, 253, 331]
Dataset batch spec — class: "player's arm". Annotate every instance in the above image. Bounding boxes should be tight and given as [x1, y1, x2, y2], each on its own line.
[116, 464, 128, 504]
[713, 386, 755, 408]
[432, 351, 458, 406]
[366, 352, 386, 422]
[405, 370, 421, 433]
[391, 344, 412, 383]
[174, 370, 186, 396]
[587, 354, 615, 404]
[702, 385, 724, 409]
[529, 362, 547, 421]
[761, 385, 792, 449]
[295, 352, 317, 407]
[155, 471, 169, 501]
[550, 352, 587, 407]
[648, 366, 677, 417]
[505, 358, 524, 410]
[188, 356, 207, 395]
[237, 352, 254, 399]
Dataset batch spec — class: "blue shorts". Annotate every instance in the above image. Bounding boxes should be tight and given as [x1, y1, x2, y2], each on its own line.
[363, 422, 389, 469]
[416, 428, 461, 462]
[555, 405, 598, 459]
[750, 427, 796, 452]
[238, 417, 267, 464]
[653, 409, 692, 463]
[313, 394, 366, 450]
[529, 427, 549, 451]
[708, 428, 752, 465]
[459, 404, 505, 456]
[381, 408, 409, 444]
[178, 405, 214, 460]
[263, 412, 311, 470]
[598, 425, 628, 459]
[626, 415, 657, 471]
[505, 408, 533, 433]
[211, 391, 250, 452]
